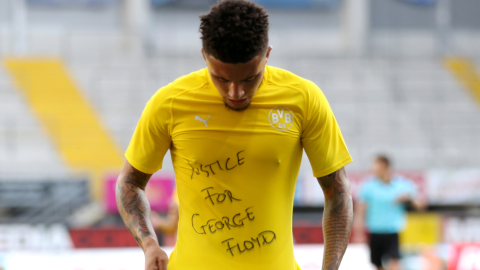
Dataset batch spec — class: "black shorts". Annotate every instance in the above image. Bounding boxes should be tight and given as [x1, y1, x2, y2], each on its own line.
[369, 233, 400, 267]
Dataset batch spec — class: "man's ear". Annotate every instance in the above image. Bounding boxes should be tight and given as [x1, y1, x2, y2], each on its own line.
[201, 48, 207, 62]
[265, 45, 273, 63]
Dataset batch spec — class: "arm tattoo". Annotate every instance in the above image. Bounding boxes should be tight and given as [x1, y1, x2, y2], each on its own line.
[116, 166, 155, 250]
[317, 167, 353, 270]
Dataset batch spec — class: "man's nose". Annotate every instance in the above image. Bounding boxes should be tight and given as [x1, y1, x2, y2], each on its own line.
[228, 83, 245, 100]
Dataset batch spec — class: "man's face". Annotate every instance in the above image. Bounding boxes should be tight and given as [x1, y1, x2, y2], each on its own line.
[372, 159, 388, 178]
[202, 46, 272, 111]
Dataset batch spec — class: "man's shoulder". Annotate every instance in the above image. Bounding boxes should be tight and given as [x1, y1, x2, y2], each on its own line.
[146, 69, 208, 110]
[357, 178, 377, 200]
[163, 69, 208, 94]
[360, 177, 377, 188]
[392, 175, 415, 187]
[267, 66, 319, 94]
[148, 69, 208, 103]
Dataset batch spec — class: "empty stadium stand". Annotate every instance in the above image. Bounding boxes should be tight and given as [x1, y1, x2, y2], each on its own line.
[0, 5, 479, 183]
[0, 66, 70, 179]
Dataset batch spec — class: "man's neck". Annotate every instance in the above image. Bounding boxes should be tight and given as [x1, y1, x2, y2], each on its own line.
[379, 173, 392, 183]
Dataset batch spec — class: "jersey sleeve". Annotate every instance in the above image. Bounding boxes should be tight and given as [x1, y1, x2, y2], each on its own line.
[125, 88, 172, 174]
[404, 179, 418, 198]
[356, 180, 370, 203]
[301, 82, 352, 177]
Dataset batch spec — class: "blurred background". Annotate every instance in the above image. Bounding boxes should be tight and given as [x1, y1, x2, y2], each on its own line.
[0, 0, 479, 269]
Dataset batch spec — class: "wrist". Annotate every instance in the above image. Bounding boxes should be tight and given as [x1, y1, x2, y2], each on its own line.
[142, 235, 159, 251]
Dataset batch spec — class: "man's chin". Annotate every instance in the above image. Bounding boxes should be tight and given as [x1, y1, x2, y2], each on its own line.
[224, 101, 251, 112]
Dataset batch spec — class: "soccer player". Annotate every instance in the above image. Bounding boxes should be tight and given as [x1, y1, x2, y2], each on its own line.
[353, 155, 426, 270]
[116, 1, 353, 269]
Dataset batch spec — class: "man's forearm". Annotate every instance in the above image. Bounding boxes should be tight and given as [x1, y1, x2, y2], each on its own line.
[352, 202, 366, 242]
[116, 165, 158, 250]
[151, 211, 179, 235]
[317, 168, 354, 270]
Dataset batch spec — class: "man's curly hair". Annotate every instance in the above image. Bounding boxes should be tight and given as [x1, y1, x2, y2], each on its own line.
[200, 0, 269, 64]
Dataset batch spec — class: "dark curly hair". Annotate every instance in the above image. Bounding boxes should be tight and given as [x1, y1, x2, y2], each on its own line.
[376, 155, 391, 168]
[199, 0, 269, 64]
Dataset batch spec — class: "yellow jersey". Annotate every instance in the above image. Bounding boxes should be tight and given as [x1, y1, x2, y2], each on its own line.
[125, 66, 352, 270]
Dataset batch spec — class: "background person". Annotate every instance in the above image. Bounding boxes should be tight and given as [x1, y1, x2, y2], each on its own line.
[353, 155, 427, 270]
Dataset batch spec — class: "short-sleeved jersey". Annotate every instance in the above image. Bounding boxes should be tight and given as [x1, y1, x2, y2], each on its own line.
[126, 66, 352, 270]
[357, 176, 417, 233]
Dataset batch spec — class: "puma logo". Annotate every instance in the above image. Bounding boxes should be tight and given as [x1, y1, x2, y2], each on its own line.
[195, 116, 210, 127]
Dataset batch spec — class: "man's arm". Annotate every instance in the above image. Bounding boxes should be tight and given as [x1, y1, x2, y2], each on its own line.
[116, 161, 156, 248]
[397, 194, 427, 211]
[352, 201, 367, 243]
[116, 161, 168, 270]
[317, 167, 353, 270]
[151, 202, 179, 235]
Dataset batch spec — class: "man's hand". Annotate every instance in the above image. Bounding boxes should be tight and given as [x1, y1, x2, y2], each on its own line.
[144, 237, 169, 270]
[396, 194, 412, 204]
[397, 193, 427, 211]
